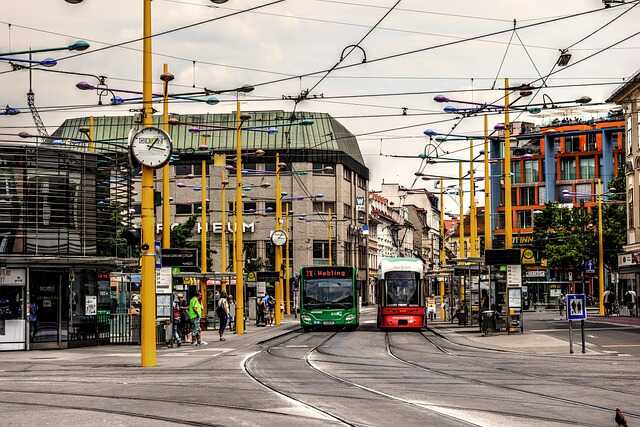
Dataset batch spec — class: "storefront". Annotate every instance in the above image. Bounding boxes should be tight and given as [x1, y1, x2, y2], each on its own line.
[0, 258, 118, 350]
[0, 268, 26, 350]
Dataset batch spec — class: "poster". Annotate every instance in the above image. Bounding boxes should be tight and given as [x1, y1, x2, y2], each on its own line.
[508, 288, 522, 309]
[85, 295, 97, 315]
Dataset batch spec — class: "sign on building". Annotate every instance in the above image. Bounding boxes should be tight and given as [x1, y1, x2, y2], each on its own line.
[356, 196, 365, 211]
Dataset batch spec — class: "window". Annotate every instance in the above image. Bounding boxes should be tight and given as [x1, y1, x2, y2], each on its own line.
[560, 159, 576, 180]
[576, 183, 592, 201]
[244, 241, 258, 262]
[175, 164, 191, 177]
[344, 203, 352, 219]
[580, 157, 595, 179]
[519, 187, 536, 206]
[538, 186, 546, 204]
[265, 201, 276, 214]
[243, 201, 257, 214]
[228, 202, 234, 213]
[175, 204, 192, 215]
[517, 210, 533, 228]
[565, 135, 580, 152]
[312, 240, 336, 264]
[356, 175, 367, 190]
[313, 162, 335, 175]
[627, 115, 633, 156]
[523, 160, 538, 183]
[193, 163, 202, 176]
[193, 202, 202, 213]
[344, 242, 352, 265]
[264, 162, 276, 172]
[313, 201, 335, 214]
[586, 133, 597, 151]
[512, 161, 521, 183]
[343, 167, 352, 182]
[629, 189, 634, 228]
[244, 162, 259, 173]
[553, 137, 561, 154]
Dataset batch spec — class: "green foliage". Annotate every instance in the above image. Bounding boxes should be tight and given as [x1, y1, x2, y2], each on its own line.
[170, 216, 197, 249]
[602, 168, 627, 270]
[532, 203, 595, 271]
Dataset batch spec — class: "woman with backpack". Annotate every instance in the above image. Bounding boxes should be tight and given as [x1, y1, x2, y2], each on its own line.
[217, 291, 229, 341]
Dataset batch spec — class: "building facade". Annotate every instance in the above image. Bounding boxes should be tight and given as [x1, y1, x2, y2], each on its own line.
[56, 111, 370, 302]
[608, 74, 640, 300]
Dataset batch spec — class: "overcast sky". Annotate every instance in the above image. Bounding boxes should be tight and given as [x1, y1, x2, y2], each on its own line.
[3, 0, 639, 215]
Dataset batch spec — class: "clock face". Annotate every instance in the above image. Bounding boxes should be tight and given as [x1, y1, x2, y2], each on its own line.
[271, 230, 287, 246]
[130, 127, 172, 168]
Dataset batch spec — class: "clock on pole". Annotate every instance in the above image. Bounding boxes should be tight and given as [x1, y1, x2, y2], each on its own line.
[271, 230, 287, 246]
[129, 127, 173, 169]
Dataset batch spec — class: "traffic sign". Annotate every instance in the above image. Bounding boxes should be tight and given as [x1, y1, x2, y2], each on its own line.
[566, 294, 587, 321]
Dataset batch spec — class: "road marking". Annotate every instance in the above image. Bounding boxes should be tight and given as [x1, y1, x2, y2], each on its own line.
[531, 327, 634, 332]
[600, 344, 640, 348]
[362, 320, 376, 324]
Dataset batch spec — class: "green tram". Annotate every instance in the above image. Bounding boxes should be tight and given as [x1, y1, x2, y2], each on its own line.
[299, 266, 359, 331]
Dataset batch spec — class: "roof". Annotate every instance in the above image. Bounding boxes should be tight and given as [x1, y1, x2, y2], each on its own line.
[52, 110, 367, 175]
[607, 69, 640, 103]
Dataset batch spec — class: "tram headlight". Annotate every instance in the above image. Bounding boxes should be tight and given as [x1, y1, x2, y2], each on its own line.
[301, 315, 312, 322]
[345, 314, 355, 322]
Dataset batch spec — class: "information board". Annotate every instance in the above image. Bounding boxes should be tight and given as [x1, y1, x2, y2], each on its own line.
[85, 296, 97, 315]
[508, 287, 522, 309]
[507, 265, 522, 287]
[566, 294, 587, 321]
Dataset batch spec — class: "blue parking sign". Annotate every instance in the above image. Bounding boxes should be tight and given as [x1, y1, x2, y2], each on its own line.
[566, 294, 587, 321]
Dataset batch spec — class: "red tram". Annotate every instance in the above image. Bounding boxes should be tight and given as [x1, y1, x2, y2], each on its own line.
[376, 257, 426, 330]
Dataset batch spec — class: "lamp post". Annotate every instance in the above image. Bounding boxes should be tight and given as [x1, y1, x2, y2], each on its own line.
[161, 64, 173, 250]
[275, 153, 284, 326]
[458, 161, 465, 304]
[214, 154, 228, 293]
[285, 210, 291, 315]
[597, 179, 605, 316]
[503, 78, 513, 250]
[484, 114, 492, 251]
[469, 139, 478, 258]
[200, 140, 209, 317]
[328, 208, 333, 266]
[439, 178, 446, 320]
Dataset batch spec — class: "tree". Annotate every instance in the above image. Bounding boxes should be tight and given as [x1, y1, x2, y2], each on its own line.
[170, 216, 197, 249]
[601, 169, 627, 272]
[532, 202, 595, 273]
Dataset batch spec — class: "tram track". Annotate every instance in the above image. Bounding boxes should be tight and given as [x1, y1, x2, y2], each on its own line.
[425, 329, 640, 398]
[305, 332, 482, 427]
[0, 388, 323, 422]
[243, 331, 357, 427]
[386, 332, 640, 422]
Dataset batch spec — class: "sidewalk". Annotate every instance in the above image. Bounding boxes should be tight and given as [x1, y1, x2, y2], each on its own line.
[0, 315, 301, 369]
[429, 320, 585, 355]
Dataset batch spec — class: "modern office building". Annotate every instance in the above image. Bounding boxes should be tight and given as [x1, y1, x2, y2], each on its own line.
[608, 74, 640, 302]
[55, 111, 370, 301]
[489, 114, 625, 303]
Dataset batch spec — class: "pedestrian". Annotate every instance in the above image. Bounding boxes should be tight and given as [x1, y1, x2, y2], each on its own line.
[625, 290, 637, 316]
[442, 300, 448, 321]
[180, 294, 191, 343]
[217, 291, 229, 341]
[264, 292, 275, 326]
[188, 290, 205, 346]
[228, 295, 236, 332]
[559, 293, 566, 319]
[256, 296, 265, 326]
[172, 293, 183, 347]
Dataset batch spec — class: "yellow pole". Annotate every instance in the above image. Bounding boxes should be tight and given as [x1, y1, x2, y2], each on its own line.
[439, 178, 445, 320]
[275, 153, 283, 326]
[597, 179, 605, 316]
[200, 157, 208, 317]
[140, 0, 156, 367]
[234, 99, 245, 335]
[285, 211, 291, 315]
[328, 208, 333, 266]
[469, 139, 478, 258]
[458, 161, 464, 260]
[161, 64, 171, 250]
[458, 161, 465, 304]
[484, 114, 492, 250]
[504, 78, 513, 249]
[214, 154, 227, 293]
[88, 116, 95, 152]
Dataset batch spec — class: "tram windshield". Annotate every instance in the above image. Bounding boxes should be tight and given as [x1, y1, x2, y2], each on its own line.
[303, 278, 353, 309]
[384, 271, 419, 306]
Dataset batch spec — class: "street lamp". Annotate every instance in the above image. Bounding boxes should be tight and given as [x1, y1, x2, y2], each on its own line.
[0, 40, 89, 56]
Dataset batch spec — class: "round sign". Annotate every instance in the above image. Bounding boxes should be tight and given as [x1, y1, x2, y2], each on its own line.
[271, 230, 287, 246]
[129, 126, 173, 169]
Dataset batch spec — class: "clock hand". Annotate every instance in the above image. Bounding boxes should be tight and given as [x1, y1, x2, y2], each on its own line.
[148, 138, 159, 149]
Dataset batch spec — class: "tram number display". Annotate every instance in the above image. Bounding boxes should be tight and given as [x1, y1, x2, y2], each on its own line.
[304, 268, 351, 279]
